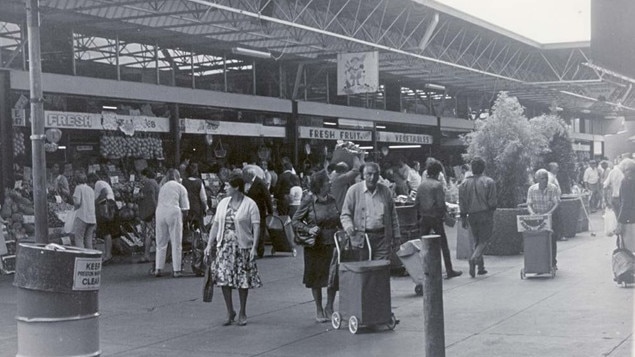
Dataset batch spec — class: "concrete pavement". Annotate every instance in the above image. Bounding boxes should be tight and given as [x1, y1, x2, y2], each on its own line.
[0, 211, 633, 356]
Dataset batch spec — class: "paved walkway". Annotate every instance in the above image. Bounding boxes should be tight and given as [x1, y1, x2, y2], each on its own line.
[0, 211, 633, 356]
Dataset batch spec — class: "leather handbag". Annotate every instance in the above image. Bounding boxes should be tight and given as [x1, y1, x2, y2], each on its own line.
[293, 199, 318, 248]
[202, 254, 214, 303]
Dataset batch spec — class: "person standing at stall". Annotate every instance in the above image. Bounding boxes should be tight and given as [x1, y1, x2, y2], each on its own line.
[48, 162, 70, 202]
[459, 157, 497, 278]
[72, 173, 96, 249]
[583, 160, 603, 212]
[88, 173, 117, 264]
[138, 168, 160, 263]
[526, 169, 561, 269]
[154, 169, 190, 278]
[243, 166, 273, 258]
[415, 161, 462, 279]
[205, 174, 262, 326]
[340, 162, 400, 261]
[292, 170, 340, 323]
[183, 163, 208, 230]
[616, 159, 635, 251]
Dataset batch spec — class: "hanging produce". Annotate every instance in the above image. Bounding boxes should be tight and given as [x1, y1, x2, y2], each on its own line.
[13, 130, 25, 157]
[100, 133, 164, 159]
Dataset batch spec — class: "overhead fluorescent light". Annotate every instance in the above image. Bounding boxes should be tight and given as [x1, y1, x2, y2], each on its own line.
[102, 105, 117, 110]
[57, 146, 66, 150]
[358, 146, 374, 150]
[388, 145, 421, 149]
[376, 125, 386, 129]
[424, 83, 446, 91]
[581, 109, 591, 114]
[323, 121, 337, 126]
[232, 47, 272, 59]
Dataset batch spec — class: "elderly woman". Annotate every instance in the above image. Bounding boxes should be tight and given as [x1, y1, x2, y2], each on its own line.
[71, 172, 96, 249]
[205, 174, 262, 326]
[617, 159, 635, 251]
[292, 170, 340, 323]
[154, 169, 190, 278]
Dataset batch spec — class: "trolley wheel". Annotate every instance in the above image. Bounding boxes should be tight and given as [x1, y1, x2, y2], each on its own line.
[387, 313, 398, 330]
[331, 312, 341, 330]
[348, 316, 359, 334]
[520, 268, 525, 280]
[414, 284, 423, 296]
[292, 248, 297, 257]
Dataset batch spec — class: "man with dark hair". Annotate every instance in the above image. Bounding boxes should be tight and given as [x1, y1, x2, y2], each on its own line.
[275, 161, 297, 215]
[583, 160, 603, 212]
[416, 161, 462, 279]
[244, 166, 273, 258]
[458, 157, 497, 278]
[341, 162, 400, 260]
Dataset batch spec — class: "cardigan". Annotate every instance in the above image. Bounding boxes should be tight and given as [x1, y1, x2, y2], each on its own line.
[340, 181, 400, 243]
[211, 195, 260, 249]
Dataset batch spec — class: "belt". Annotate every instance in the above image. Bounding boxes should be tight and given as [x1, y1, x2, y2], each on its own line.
[364, 227, 385, 234]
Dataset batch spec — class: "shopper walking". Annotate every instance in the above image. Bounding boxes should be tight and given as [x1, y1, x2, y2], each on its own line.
[526, 169, 561, 269]
[138, 168, 160, 263]
[340, 162, 400, 260]
[154, 169, 190, 278]
[204, 174, 262, 326]
[415, 161, 462, 279]
[275, 161, 297, 215]
[604, 162, 624, 212]
[616, 159, 635, 251]
[71, 172, 96, 249]
[243, 166, 273, 258]
[292, 170, 340, 323]
[458, 157, 497, 278]
[583, 160, 603, 212]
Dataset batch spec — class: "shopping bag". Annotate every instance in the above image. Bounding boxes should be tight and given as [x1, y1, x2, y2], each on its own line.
[64, 210, 77, 233]
[605, 210, 618, 237]
[203, 256, 214, 303]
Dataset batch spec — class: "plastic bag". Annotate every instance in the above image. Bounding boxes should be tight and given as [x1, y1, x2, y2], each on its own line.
[605, 210, 618, 237]
[64, 210, 77, 233]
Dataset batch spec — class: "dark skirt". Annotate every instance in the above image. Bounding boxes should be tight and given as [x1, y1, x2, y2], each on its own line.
[303, 244, 334, 288]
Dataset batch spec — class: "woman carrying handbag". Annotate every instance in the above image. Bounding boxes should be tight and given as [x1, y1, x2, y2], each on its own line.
[292, 170, 340, 323]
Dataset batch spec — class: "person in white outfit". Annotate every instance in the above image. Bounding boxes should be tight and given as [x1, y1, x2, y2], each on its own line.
[154, 169, 190, 278]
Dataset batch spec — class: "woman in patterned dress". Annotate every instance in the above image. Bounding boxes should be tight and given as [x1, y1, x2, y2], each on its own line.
[205, 174, 262, 326]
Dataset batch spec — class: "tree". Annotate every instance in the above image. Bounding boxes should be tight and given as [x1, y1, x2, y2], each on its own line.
[462, 92, 545, 208]
[529, 114, 577, 194]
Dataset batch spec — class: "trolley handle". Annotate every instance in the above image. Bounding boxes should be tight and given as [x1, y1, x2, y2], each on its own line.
[333, 231, 372, 264]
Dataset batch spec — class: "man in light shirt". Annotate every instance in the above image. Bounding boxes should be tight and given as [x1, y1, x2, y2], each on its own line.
[583, 160, 603, 212]
[604, 162, 624, 212]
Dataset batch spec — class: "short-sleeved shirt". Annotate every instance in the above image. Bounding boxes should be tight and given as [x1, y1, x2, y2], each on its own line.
[157, 181, 190, 211]
[73, 184, 96, 224]
[583, 167, 602, 185]
[289, 186, 303, 206]
[94, 180, 115, 200]
[527, 183, 560, 214]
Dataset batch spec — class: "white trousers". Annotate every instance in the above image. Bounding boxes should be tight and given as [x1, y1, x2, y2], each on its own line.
[155, 207, 183, 272]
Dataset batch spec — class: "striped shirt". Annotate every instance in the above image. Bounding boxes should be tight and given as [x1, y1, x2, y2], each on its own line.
[527, 183, 560, 214]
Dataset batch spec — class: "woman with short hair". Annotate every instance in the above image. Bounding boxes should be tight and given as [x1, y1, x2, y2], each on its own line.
[292, 170, 340, 323]
[205, 173, 262, 326]
[72, 172, 96, 249]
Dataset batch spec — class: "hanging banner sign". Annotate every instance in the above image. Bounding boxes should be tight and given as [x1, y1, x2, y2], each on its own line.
[337, 51, 379, 95]
[298, 126, 372, 141]
[377, 131, 433, 144]
[44, 111, 169, 133]
[180, 118, 285, 138]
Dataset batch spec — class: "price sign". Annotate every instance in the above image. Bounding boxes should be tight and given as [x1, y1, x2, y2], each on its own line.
[133, 187, 140, 195]
[14, 181, 22, 189]
[110, 176, 119, 184]
[116, 201, 124, 209]
[55, 195, 63, 204]
[129, 174, 135, 182]
[23, 215, 35, 224]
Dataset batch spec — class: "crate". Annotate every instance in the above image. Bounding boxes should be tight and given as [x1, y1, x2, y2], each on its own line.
[1, 255, 16, 275]
[119, 224, 144, 255]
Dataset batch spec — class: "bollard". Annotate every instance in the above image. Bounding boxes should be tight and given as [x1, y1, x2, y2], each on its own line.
[14, 243, 102, 357]
[421, 234, 445, 357]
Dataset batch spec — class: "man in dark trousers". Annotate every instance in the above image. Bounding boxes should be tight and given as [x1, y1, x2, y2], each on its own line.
[458, 157, 497, 278]
[244, 166, 273, 258]
[275, 161, 297, 216]
[415, 160, 462, 279]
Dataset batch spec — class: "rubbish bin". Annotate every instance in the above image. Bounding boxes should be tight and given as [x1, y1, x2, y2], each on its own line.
[517, 215, 556, 279]
[558, 196, 581, 238]
[14, 243, 102, 357]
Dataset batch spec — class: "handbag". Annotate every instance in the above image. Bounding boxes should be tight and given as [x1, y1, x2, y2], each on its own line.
[202, 254, 214, 303]
[293, 199, 318, 248]
[444, 212, 457, 227]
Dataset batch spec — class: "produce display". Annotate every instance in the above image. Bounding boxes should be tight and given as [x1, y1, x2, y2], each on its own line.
[331, 140, 367, 168]
[100, 133, 164, 160]
[2, 189, 36, 240]
[13, 130, 25, 157]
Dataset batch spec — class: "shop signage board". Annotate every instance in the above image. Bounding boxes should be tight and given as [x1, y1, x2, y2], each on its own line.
[298, 126, 372, 141]
[180, 118, 286, 138]
[43, 111, 170, 133]
[572, 143, 591, 152]
[377, 131, 434, 144]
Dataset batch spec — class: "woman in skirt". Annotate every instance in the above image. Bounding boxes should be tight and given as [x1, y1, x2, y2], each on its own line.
[205, 173, 262, 326]
[292, 170, 340, 323]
